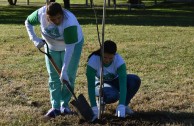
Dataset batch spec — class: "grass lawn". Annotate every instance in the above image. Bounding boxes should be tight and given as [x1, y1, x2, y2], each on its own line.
[0, 1, 193, 125]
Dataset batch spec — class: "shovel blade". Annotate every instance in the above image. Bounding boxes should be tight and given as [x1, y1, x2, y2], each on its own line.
[70, 94, 94, 122]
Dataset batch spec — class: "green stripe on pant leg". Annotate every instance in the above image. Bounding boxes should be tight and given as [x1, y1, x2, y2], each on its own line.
[45, 49, 64, 109]
[61, 39, 84, 107]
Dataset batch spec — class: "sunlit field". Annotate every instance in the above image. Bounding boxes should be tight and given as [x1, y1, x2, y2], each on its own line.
[0, 0, 193, 125]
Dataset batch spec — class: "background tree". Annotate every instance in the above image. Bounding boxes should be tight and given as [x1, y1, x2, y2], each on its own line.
[63, 0, 70, 9]
[8, 0, 17, 5]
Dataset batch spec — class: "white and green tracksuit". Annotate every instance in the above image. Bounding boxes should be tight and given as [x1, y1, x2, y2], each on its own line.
[25, 6, 84, 109]
[86, 54, 127, 107]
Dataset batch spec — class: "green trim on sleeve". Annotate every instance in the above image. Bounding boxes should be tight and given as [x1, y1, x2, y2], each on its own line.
[117, 64, 127, 105]
[63, 26, 78, 44]
[27, 10, 40, 25]
[86, 65, 97, 107]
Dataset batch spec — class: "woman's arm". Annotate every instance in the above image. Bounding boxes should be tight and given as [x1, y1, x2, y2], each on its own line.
[61, 26, 79, 83]
[25, 10, 44, 48]
[117, 64, 127, 105]
[25, 10, 40, 40]
[86, 65, 97, 107]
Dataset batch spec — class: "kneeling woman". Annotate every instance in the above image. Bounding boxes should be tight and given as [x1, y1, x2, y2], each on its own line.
[86, 40, 141, 119]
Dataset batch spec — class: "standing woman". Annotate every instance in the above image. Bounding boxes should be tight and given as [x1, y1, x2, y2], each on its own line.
[86, 40, 141, 119]
[25, 2, 84, 118]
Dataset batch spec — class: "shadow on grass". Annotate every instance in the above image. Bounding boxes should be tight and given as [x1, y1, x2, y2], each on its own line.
[78, 111, 194, 126]
[0, 5, 39, 24]
[127, 111, 194, 125]
[0, 2, 194, 26]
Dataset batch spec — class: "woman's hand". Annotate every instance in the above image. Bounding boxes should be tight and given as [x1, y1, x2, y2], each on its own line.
[115, 104, 126, 118]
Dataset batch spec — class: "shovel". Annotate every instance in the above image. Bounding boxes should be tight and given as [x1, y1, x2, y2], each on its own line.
[38, 42, 94, 122]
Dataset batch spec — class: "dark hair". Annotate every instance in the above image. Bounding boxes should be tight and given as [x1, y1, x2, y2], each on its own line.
[104, 40, 117, 54]
[46, 2, 63, 16]
[87, 40, 117, 61]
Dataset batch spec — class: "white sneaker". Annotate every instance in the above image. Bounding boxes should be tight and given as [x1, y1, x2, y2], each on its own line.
[60, 106, 72, 115]
[125, 106, 134, 115]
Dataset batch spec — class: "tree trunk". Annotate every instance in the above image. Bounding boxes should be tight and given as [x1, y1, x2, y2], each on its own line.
[8, 0, 17, 5]
[63, 0, 70, 9]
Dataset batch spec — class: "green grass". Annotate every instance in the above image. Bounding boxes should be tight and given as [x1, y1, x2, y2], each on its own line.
[0, 1, 194, 125]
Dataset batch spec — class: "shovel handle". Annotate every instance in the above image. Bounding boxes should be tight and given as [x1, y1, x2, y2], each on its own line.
[38, 41, 78, 101]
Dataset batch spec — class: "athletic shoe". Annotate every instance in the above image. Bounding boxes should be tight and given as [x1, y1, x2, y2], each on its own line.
[44, 108, 61, 118]
[60, 106, 72, 115]
[125, 106, 134, 115]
